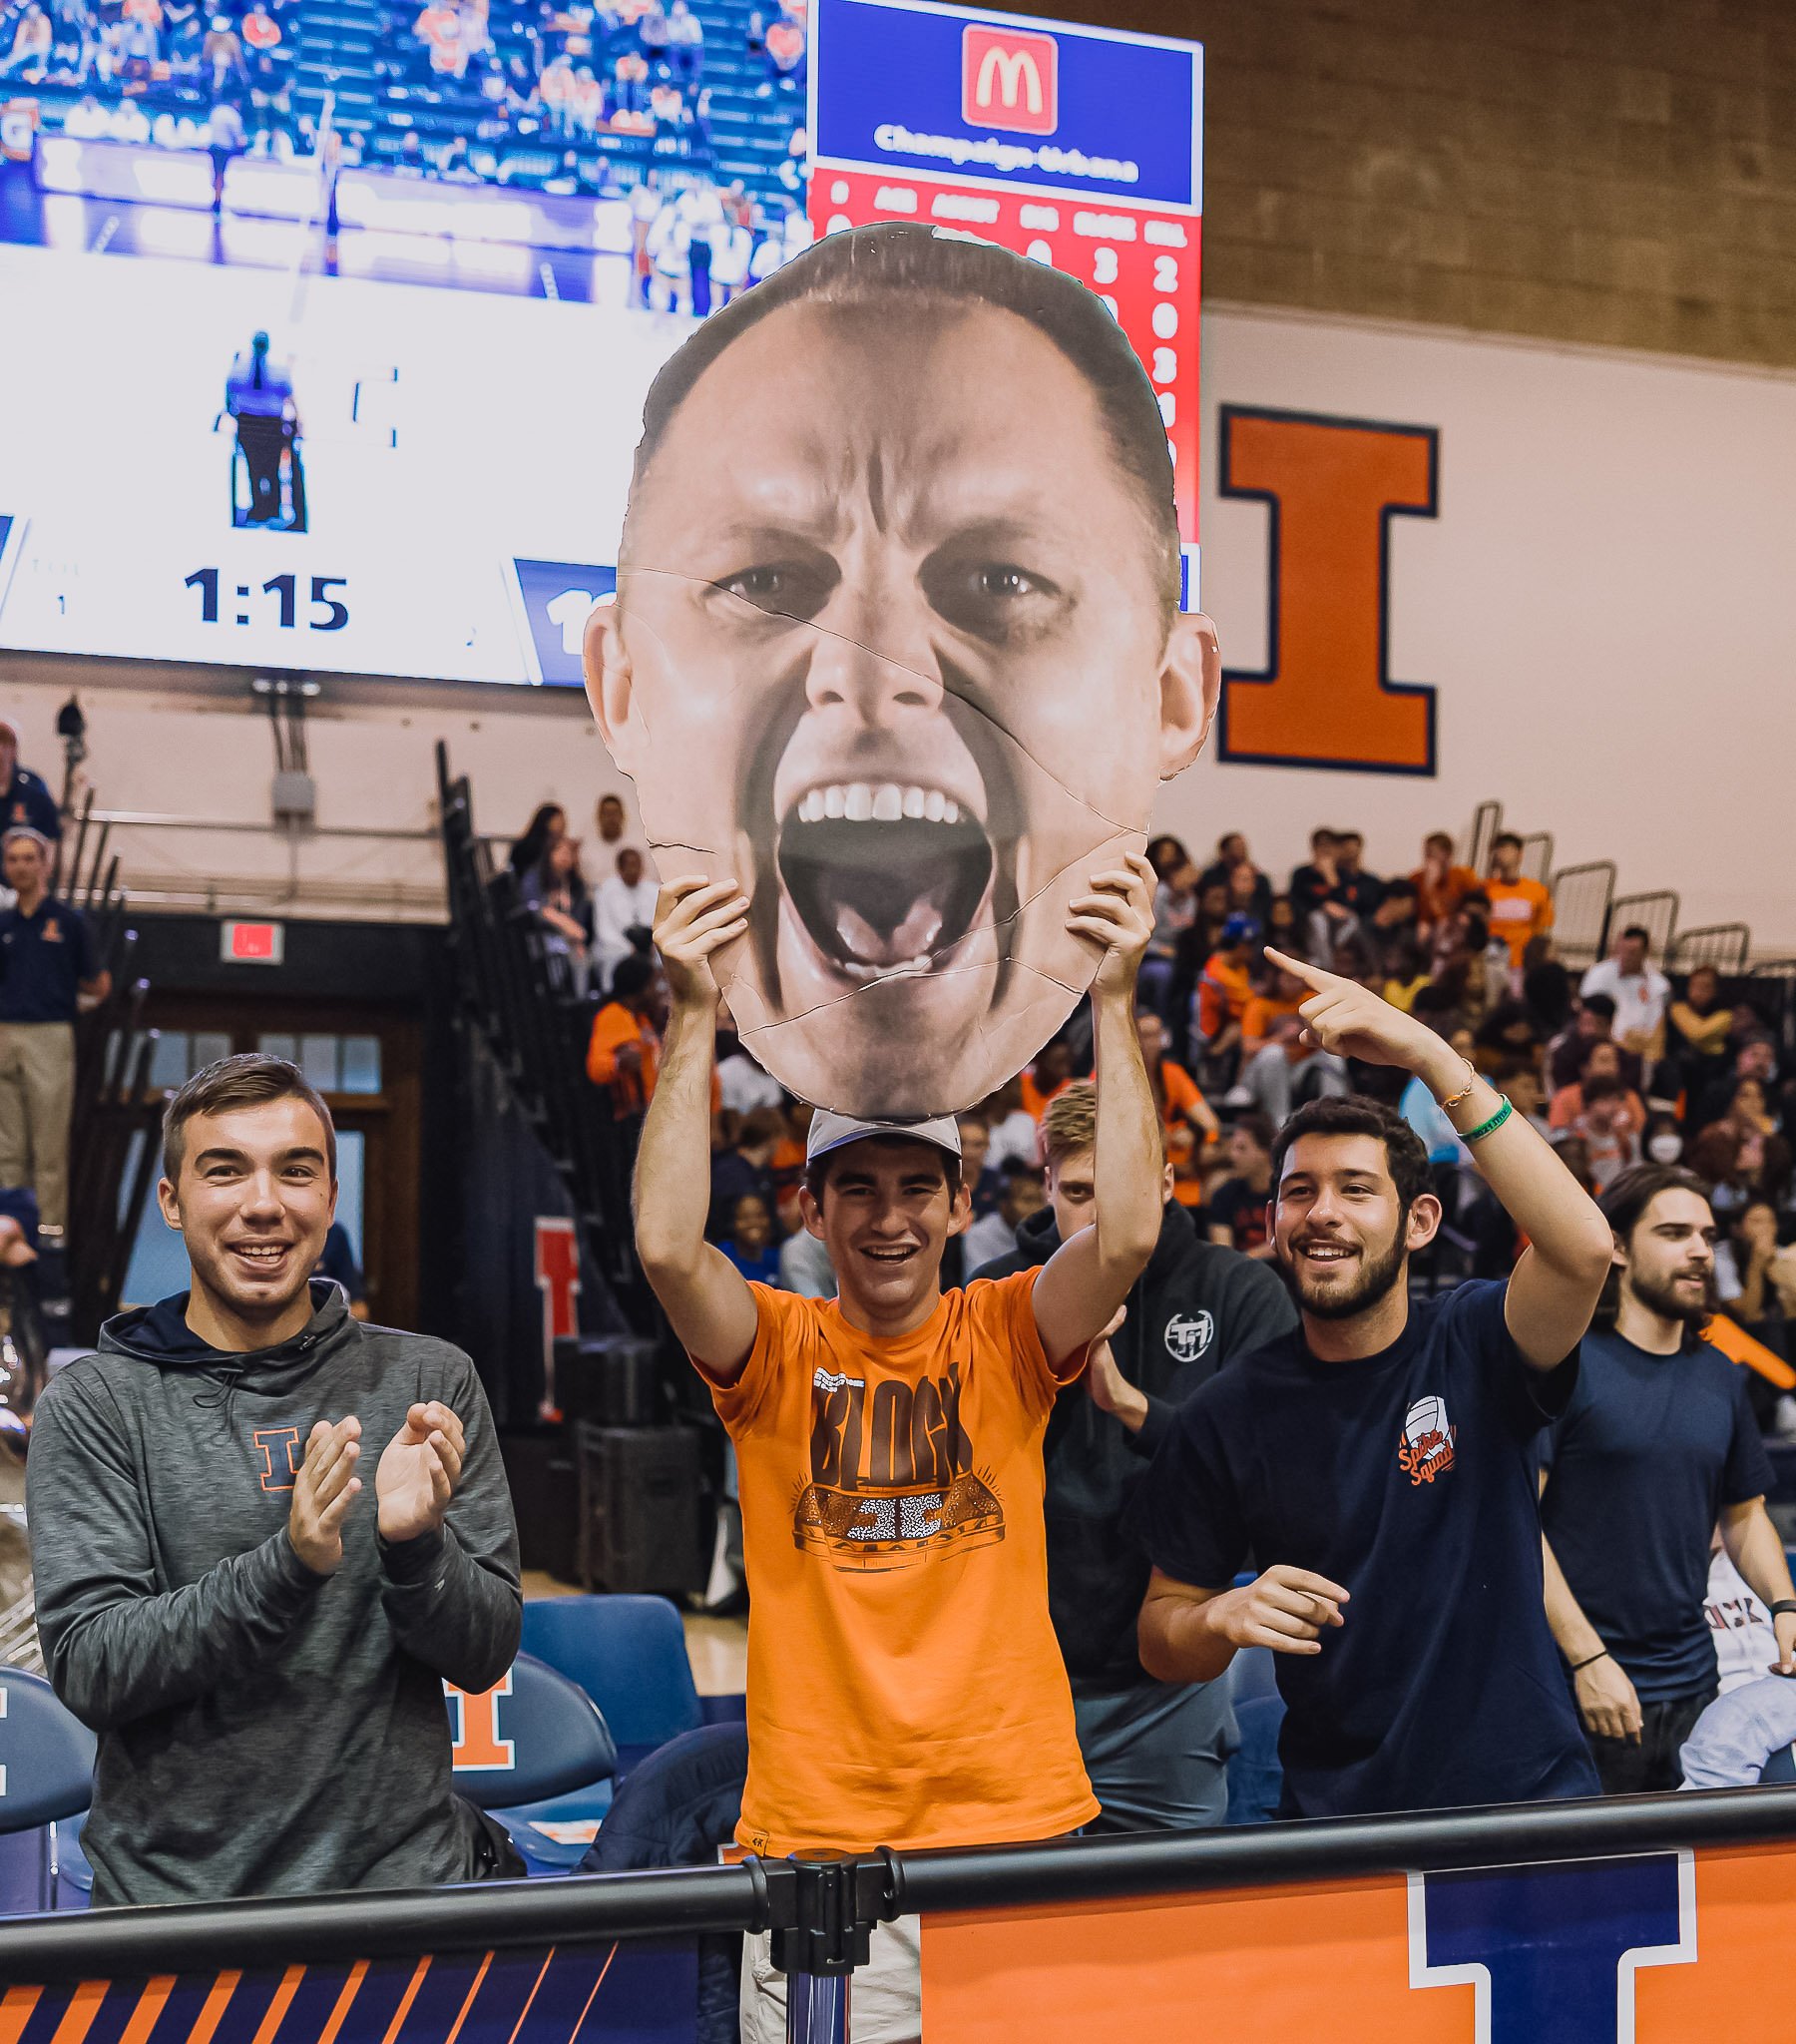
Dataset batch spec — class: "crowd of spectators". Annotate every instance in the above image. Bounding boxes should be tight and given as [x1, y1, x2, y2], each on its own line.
[1, 0, 302, 159]
[4, 0, 811, 268]
[368, 0, 807, 220]
[552, 808, 1796, 1425]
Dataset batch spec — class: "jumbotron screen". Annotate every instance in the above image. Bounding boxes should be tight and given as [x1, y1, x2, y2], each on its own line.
[0, 0, 1200, 685]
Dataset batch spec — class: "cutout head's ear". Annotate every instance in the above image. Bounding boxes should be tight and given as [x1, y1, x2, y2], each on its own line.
[585, 600, 640, 773]
[1155, 609, 1221, 779]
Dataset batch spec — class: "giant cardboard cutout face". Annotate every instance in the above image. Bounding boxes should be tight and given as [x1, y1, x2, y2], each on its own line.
[588, 224, 1219, 1119]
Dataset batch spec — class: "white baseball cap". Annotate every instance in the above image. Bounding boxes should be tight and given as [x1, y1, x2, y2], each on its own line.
[804, 1110, 963, 1167]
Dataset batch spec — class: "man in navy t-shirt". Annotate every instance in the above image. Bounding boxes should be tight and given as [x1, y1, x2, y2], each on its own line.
[1540, 1164, 1795, 1794]
[1131, 947, 1613, 1818]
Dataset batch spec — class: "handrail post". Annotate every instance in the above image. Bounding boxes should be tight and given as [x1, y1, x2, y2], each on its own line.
[775, 1857, 881, 2044]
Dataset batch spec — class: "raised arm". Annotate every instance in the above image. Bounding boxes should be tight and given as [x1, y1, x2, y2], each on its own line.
[1032, 853, 1163, 1363]
[631, 877, 760, 1383]
[1267, 946, 1613, 1370]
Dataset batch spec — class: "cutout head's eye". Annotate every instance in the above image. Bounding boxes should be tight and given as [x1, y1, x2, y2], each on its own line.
[713, 558, 838, 623]
[921, 554, 1065, 640]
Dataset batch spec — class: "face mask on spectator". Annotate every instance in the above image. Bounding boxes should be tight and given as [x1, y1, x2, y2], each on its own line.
[1647, 1134, 1684, 1163]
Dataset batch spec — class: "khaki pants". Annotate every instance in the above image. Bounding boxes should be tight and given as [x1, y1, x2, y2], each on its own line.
[0, 1022, 75, 1232]
[739, 1915, 921, 2044]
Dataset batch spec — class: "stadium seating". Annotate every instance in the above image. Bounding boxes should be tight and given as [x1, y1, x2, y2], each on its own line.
[0, 1667, 97, 1911]
[520, 1593, 706, 1777]
[449, 1652, 619, 1874]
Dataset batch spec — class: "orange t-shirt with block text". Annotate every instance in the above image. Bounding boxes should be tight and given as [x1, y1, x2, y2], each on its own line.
[1485, 877, 1554, 968]
[696, 1271, 1100, 1856]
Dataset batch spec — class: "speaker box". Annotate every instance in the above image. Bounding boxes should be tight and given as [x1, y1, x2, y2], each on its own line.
[553, 1334, 662, 1426]
[499, 1429, 580, 1583]
[576, 1421, 706, 1596]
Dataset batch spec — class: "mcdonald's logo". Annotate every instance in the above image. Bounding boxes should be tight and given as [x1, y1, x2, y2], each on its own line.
[962, 24, 1057, 136]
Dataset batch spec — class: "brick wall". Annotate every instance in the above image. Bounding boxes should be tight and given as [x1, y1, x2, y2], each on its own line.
[1058, 0, 1796, 368]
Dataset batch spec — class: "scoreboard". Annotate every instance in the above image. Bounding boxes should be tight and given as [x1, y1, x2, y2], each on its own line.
[807, 0, 1203, 556]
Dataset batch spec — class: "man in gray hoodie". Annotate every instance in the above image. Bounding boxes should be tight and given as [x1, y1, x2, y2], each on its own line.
[27, 1052, 523, 1905]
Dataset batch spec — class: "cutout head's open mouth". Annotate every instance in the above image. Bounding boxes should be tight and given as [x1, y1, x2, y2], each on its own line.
[777, 781, 995, 982]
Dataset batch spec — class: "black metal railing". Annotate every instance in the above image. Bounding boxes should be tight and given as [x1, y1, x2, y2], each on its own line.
[5, 1786, 1796, 1985]
[434, 744, 655, 1334]
[59, 793, 164, 1344]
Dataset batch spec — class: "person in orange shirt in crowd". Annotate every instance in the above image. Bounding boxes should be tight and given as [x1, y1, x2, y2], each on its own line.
[1549, 1041, 1646, 1148]
[1411, 829, 1479, 934]
[1020, 1038, 1076, 1123]
[1136, 1009, 1217, 1208]
[1485, 830, 1554, 975]
[632, 859, 1163, 2044]
[1239, 961, 1308, 1057]
[585, 954, 665, 1114]
[240, 2, 279, 53]
[413, 0, 465, 75]
[1194, 912, 1259, 1075]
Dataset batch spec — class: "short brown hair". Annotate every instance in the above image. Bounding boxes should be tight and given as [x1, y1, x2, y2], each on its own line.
[163, 1053, 336, 1183]
[1042, 1082, 1097, 1172]
[1042, 1080, 1168, 1174]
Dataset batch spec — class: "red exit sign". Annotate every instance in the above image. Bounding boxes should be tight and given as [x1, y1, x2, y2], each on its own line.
[221, 919, 285, 965]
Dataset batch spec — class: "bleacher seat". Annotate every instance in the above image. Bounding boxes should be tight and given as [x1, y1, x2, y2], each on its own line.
[447, 1653, 617, 1875]
[0, 1667, 97, 1912]
[520, 1594, 706, 1777]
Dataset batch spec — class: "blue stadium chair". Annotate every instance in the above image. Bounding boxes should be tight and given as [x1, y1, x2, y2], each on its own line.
[447, 1654, 617, 1875]
[1760, 1744, 1796, 1786]
[520, 1596, 706, 1777]
[0, 1668, 97, 1911]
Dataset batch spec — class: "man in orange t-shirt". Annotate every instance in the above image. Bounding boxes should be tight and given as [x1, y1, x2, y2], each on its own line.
[1486, 830, 1554, 973]
[585, 954, 663, 1114]
[633, 860, 1163, 2044]
[1137, 1009, 1216, 1207]
[1195, 912, 1259, 1069]
[1411, 829, 1479, 933]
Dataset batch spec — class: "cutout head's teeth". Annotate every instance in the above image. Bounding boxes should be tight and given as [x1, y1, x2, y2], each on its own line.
[778, 781, 995, 984]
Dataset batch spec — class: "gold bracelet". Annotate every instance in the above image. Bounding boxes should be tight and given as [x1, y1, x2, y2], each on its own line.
[1437, 1056, 1479, 1111]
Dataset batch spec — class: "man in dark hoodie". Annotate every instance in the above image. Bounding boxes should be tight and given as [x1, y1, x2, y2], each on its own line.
[27, 1053, 523, 1905]
[971, 1077, 1295, 1827]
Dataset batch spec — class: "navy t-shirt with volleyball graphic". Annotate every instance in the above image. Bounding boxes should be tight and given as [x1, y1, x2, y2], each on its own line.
[1128, 1279, 1600, 1818]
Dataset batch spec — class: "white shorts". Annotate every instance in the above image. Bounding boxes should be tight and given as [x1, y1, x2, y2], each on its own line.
[739, 1914, 921, 2044]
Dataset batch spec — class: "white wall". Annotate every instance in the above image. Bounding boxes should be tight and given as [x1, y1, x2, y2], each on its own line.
[3, 299, 1793, 943]
[1167, 302, 1796, 952]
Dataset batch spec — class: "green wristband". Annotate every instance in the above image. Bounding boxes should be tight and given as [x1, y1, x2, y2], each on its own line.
[1462, 1099, 1513, 1144]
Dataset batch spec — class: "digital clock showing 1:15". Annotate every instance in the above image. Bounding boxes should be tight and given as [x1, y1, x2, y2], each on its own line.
[185, 570, 350, 632]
